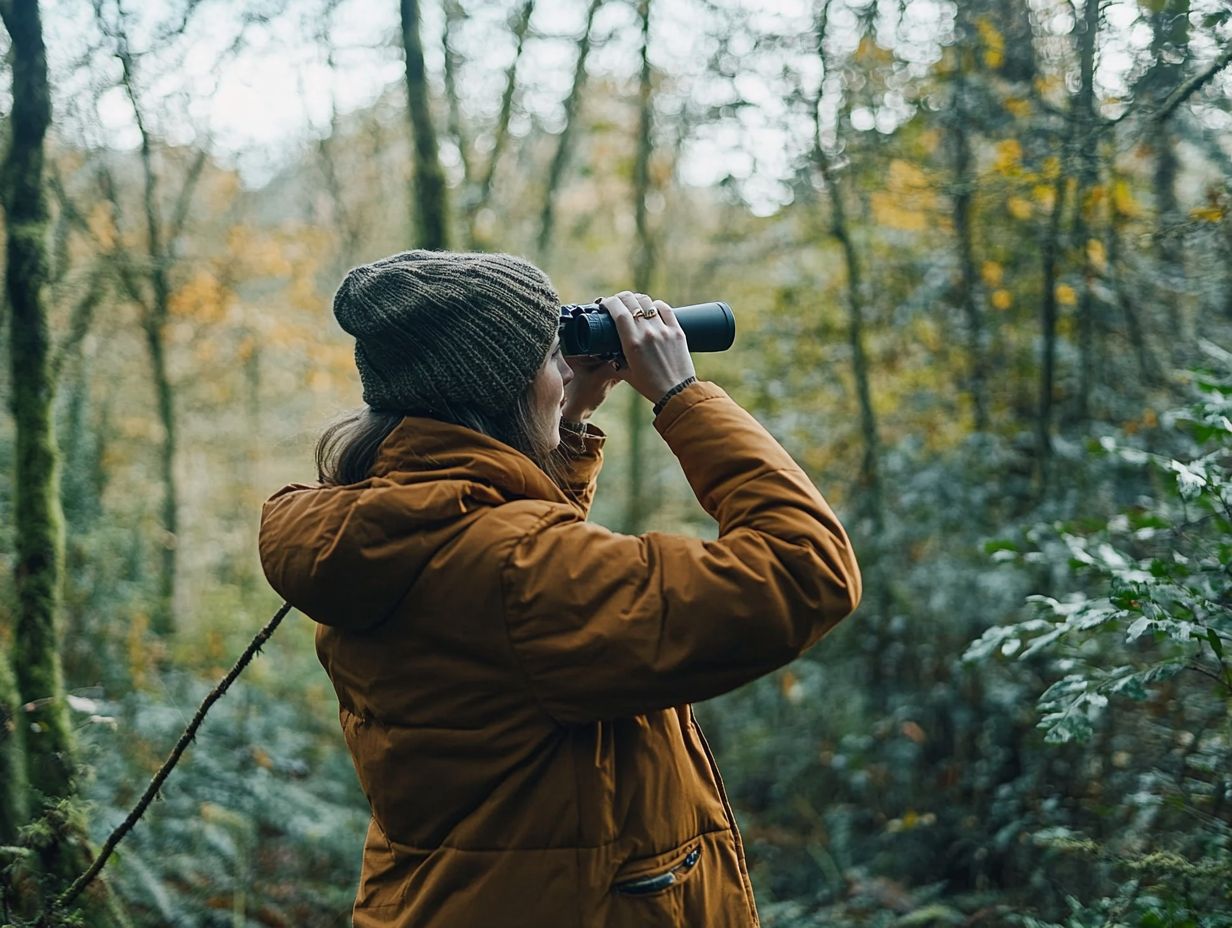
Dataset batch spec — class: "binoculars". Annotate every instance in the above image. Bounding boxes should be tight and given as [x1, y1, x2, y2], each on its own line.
[558, 301, 736, 359]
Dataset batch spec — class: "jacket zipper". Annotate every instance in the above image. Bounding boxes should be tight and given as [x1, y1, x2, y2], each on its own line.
[690, 707, 759, 925]
[612, 846, 701, 895]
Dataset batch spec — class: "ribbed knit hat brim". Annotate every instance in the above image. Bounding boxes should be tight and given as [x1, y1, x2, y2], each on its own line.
[332, 250, 560, 415]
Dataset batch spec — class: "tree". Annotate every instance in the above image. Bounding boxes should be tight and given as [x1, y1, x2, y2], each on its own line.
[468, 0, 535, 249]
[0, 1, 127, 921]
[947, 5, 990, 432]
[400, 0, 449, 250]
[622, 0, 655, 535]
[88, 1, 209, 636]
[536, 0, 604, 264]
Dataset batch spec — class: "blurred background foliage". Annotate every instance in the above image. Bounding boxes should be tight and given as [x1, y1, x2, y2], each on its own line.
[1, 0, 1230, 924]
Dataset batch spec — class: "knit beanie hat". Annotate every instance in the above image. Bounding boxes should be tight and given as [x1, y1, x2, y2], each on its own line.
[332, 250, 561, 415]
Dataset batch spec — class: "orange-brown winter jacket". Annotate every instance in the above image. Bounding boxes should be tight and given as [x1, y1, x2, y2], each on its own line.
[258, 381, 861, 928]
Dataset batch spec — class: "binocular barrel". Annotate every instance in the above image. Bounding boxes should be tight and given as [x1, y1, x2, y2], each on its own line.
[558, 301, 736, 358]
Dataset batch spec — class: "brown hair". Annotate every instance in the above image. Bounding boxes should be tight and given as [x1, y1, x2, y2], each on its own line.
[315, 388, 567, 489]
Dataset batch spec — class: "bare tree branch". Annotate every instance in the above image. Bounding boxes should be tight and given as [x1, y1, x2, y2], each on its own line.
[167, 146, 208, 245]
[1157, 42, 1232, 122]
[50, 267, 107, 384]
[56, 603, 295, 913]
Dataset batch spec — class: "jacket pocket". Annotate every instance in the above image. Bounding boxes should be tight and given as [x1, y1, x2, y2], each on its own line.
[611, 841, 702, 897]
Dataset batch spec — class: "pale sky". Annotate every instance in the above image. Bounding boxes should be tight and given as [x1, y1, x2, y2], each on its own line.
[22, 0, 1232, 214]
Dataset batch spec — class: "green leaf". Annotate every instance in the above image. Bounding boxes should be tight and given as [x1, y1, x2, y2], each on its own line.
[1208, 628, 1225, 660]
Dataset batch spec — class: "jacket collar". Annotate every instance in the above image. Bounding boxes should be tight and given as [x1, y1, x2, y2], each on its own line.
[372, 415, 567, 505]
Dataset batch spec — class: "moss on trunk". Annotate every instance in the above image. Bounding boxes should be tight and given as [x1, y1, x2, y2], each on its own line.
[1, 3, 129, 924]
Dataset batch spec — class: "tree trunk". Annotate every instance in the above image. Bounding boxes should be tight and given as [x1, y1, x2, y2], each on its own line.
[623, 0, 654, 536]
[536, 0, 604, 264]
[948, 17, 989, 432]
[2, 0, 75, 813]
[400, 0, 449, 250]
[1037, 166, 1068, 492]
[810, 12, 882, 529]
[116, 22, 183, 636]
[468, 0, 535, 249]
[0, 4, 128, 922]
[993, 0, 1036, 84]
[442, 0, 473, 191]
[1072, 0, 1101, 422]
[0, 655, 28, 846]
[144, 320, 178, 635]
[1148, 0, 1190, 340]
[812, 0, 890, 713]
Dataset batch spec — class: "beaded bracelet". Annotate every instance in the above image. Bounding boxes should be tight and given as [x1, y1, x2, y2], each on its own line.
[652, 376, 698, 417]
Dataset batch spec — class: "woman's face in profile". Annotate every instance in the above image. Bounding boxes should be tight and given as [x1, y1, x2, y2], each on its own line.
[531, 336, 574, 448]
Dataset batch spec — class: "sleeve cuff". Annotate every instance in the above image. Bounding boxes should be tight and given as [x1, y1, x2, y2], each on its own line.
[559, 421, 607, 454]
[652, 380, 728, 436]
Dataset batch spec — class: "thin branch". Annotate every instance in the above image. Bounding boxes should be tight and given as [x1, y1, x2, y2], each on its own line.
[1156, 42, 1232, 122]
[55, 602, 295, 913]
[167, 146, 208, 245]
[50, 268, 107, 383]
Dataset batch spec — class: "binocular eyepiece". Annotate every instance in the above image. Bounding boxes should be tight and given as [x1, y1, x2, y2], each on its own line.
[558, 301, 736, 359]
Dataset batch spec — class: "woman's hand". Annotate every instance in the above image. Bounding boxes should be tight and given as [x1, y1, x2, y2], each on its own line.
[561, 355, 623, 422]
[599, 292, 696, 403]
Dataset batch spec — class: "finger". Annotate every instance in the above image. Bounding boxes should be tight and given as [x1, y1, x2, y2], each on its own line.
[653, 299, 681, 331]
[601, 294, 641, 352]
[633, 293, 662, 324]
[616, 290, 641, 314]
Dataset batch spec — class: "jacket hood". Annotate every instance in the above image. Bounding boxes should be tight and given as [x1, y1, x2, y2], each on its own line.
[258, 416, 566, 630]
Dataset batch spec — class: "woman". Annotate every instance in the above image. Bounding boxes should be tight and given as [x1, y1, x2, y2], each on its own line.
[258, 250, 861, 928]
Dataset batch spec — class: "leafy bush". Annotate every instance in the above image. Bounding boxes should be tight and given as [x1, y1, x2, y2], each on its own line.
[967, 361, 1232, 923]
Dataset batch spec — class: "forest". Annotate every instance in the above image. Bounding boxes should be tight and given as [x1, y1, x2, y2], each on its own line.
[0, 0, 1230, 924]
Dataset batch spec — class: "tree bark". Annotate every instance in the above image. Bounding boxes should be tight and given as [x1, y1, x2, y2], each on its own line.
[400, 0, 450, 250]
[536, 0, 603, 264]
[2, 0, 75, 813]
[0, 655, 28, 846]
[468, 0, 535, 249]
[623, 0, 654, 535]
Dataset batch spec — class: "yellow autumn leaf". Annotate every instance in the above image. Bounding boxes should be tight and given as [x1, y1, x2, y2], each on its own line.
[1033, 184, 1056, 211]
[976, 18, 1005, 69]
[1056, 284, 1077, 305]
[1004, 97, 1031, 118]
[1190, 205, 1225, 222]
[1007, 196, 1033, 220]
[993, 139, 1022, 174]
[991, 289, 1013, 311]
[1086, 239, 1107, 272]
[981, 260, 1004, 288]
[1113, 179, 1140, 217]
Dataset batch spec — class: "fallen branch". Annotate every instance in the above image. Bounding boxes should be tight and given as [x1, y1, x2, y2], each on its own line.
[55, 601, 294, 912]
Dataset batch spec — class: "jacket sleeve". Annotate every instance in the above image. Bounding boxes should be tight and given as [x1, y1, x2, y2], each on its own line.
[549, 423, 606, 518]
[500, 381, 861, 725]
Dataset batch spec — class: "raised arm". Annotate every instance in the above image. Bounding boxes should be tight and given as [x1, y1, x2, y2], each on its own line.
[501, 380, 861, 724]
